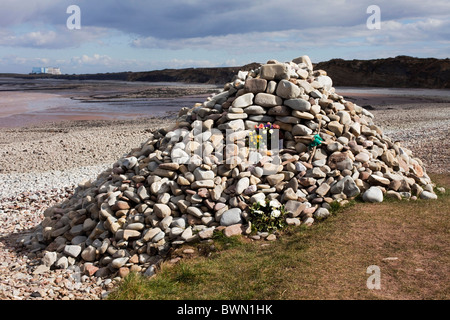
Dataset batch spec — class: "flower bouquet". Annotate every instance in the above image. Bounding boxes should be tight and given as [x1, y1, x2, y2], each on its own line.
[248, 122, 280, 152]
[248, 198, 287, 233]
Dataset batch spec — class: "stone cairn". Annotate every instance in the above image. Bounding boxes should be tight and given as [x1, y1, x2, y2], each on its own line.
[20, 55, 438, 278]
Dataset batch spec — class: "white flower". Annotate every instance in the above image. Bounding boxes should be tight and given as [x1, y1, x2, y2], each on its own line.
[253, 210, 264, 215]
[271, 210, 281, 218]
[269, 129, 274, 134]
[257, 200, 266, 207]
[262, 130, 267, 134]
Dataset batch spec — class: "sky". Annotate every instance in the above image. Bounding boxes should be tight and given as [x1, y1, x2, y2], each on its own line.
[0, 0, 449, 74]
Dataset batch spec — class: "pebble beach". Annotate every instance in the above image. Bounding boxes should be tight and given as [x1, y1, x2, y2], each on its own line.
[0, 82, 449, 300]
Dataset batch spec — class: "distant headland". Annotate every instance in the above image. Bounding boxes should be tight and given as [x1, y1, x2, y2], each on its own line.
[1, 56, 449, 89]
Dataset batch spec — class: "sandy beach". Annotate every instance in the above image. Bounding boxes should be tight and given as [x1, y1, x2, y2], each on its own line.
[0, 81, 449, 300]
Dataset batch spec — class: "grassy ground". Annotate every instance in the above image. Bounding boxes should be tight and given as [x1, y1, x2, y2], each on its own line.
[108, 174, 450, 300]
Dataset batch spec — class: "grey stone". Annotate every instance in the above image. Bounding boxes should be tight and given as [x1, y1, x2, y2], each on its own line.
[315, 183, 331, 197]
[170, 227, 185, 238]
[286, 217, 301, 226]
[336, 158, 353, 171]
[232, 93, 254, 108]
[266, 173, 285, 186]
[245, 105, 266, 115]
[244, 78, 267, 93]
[111, 257, 129, 269]
[122, 157, 138, 169]
[171, 148, 190, 164]
[362, 187, 384, 203]
[330, 176, 360, 198]
[143, 228, 162, 242]
[292, 110, 315, 120]
[187, 206, 204, 218]
[276, 79, 301, 99]
[248, 115, 275, 122]
[193, 168, 215, 181]
[218, 119, 245, 131]
[191, 180, 215, 189]
[236, 177, 250, 195]
[152, 231, 166, 243]
[285, 200, 309, 218]
[153, 204, 171, 218]
[71, 235, 87, 245]
[42, 252, 57, 267]
[292, 124, 313, 136]
[328, 121, 344, 136]
[337, 111, 351, 125]
[198, 227, 215, 239]
[144, 265, 156, 277]
[316, 75, 333, 91]
[284, 99, 311, 112]
[220, 208, 243, 226]
[64, 245, 82, 258]
[180, 227, 193, 241]
[267, 105, 291, 116]
[55, 256, 69, 269]
[81, 246, 97, 262]
[226, 113, 248, 120]
[260, 63, 290, 81]
[293, 55, 313, 71]
[355, 152, 370, 163]
[275, 116, 300, 124]
[420, 191, 438, 200]
[254, 93, 283, 107]
[295, 162, 307, 172]
[314, 208, 330, 220]
[160, 216, 174, 230]
[137, 186, 150, 200]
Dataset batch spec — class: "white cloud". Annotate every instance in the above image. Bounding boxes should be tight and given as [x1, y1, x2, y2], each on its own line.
[0, 26, 110, 49]
[70, 54, 113, 66]
[131, 15, 450, 58]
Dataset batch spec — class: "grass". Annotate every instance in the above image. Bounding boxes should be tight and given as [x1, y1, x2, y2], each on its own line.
[108, 174, 450, 300]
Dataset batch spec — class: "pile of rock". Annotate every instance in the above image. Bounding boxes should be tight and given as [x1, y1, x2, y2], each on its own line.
[20, 55, 438, 279]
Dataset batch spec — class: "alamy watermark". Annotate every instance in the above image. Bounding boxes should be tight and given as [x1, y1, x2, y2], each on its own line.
[366, 5, 381, 30]
[67, 5, 81, 30]
[366, 265, 381, 290]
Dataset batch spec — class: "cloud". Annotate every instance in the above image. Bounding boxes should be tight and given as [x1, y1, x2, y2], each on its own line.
[1, 0, 449, 40]
[130, 16, 450, 53]
[0, 1, 449, 74]
[0, 54, 52, 67]
[0, 26, 110, 49]
[70, 53, 113, 66]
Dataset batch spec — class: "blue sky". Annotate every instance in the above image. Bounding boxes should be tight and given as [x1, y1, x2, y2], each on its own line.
[0, 0, 449, 74]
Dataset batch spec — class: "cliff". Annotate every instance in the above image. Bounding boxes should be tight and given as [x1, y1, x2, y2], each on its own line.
[314, 56, 450, 89]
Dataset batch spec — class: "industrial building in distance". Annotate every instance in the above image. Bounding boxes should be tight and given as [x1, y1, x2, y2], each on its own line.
[31, 67, 62, 75]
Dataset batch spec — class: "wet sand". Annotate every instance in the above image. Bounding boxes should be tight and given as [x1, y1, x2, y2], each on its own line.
[0, 78, 221, 128]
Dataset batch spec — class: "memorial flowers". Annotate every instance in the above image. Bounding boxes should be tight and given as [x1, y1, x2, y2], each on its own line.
[248, 197, 287, 233]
